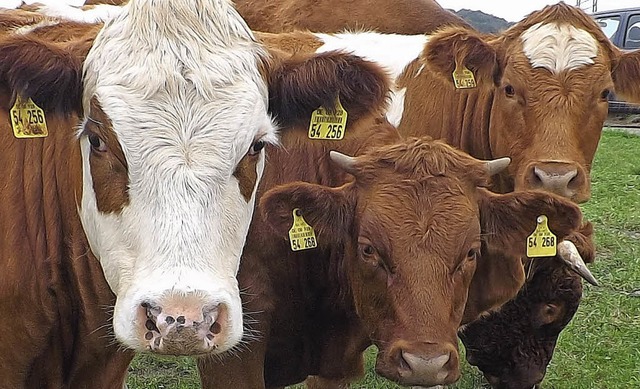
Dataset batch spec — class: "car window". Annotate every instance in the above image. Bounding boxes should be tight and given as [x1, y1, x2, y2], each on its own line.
[596, 16, 621, 40]
[624, 15, 640, 49]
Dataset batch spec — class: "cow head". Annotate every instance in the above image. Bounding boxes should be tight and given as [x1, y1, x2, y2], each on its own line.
[460, 257, 582, 389]
[260, 137, 583, 387]
[424, 2, 640, 203]
[0, 1, 277, 355]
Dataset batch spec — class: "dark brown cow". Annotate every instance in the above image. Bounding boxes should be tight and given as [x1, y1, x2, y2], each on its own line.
[459, 256, 583, 389]
[0, 6, 443, 386]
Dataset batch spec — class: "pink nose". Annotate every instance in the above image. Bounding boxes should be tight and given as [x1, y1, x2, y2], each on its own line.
[523, 161, 586, 201]
[380, 342, 460, 386]
[138, 295, 228, 356]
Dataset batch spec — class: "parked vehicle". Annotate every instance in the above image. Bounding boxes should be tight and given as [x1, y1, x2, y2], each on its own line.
[593, 7, 640, 113]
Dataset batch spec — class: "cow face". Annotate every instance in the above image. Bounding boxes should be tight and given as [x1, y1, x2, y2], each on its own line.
[260, 138, 583, 387]
[0, 1, 277, 356]
[460, 258, 582, 389]
[425, 3, 640, 203]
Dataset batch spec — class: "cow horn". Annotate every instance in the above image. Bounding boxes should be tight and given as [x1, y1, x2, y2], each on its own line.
[329, 151, 358, 174]
[484, 157, 511, 176]
[557, 241, 599, 286]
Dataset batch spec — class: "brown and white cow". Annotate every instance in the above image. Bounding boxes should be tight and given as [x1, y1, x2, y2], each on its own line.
[0, 4, 436, 387]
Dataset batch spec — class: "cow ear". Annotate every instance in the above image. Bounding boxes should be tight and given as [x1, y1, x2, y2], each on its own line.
[478, 188, 582, 257]
[0, 35, 91, 114]
[259, 182, 353, 246]
[423, 27, 501, 88]
[267, 51, 390, 128]
[612, 48, 640, 104]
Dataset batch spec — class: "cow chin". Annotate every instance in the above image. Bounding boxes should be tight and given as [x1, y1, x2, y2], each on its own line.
[373, 339, 460, 387]
[112, 272, 244, 356]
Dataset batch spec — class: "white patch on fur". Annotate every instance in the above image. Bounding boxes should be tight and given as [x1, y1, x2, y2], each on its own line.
[386, 87, 406, 127]
[2, 0, 86, 8]
[77, 0, 277, 354]
[13, 19, 59, 35]
[314, 32, 428, 129]
[314, 32, 429, 81]
[36, 3, 123, 23]
[521, 22, 598, 74]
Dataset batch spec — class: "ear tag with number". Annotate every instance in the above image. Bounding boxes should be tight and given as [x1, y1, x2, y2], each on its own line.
[10, 95, 48, 138]
[452, 64, 477, 89]
[308, 96, 348, 140]
[288, 208, 318, 252]
[526, 215, 557, 258]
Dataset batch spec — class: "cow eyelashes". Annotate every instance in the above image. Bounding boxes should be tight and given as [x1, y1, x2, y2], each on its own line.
[88, 133, 108, 153]
[248, 139, 266, 156]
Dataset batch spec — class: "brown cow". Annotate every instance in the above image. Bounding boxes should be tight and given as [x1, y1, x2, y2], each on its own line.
[0, 6, 435, 386]
[459, 256, 583, 389]
[232, 0, 470, 35]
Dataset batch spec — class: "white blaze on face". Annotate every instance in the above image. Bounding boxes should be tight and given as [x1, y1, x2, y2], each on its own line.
[77, 0, 276, 354]
[521, 22, 599, 74]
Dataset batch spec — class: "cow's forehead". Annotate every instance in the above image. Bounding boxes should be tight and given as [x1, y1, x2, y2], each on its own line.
[520, 22, 599, 74]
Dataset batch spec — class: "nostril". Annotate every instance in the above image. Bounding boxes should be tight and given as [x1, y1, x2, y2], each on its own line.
[176, 316, 186, 325]
[145, 319, 157, 331]
[165, 316, 175, 325]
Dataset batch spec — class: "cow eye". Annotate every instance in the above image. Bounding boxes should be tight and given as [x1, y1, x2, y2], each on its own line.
[467, 248, 479, 261]
[600, 89, 611, 100]
[504, 84, 515, 98]
[88, 133, 107, 153]
[248, 139, 266, 156]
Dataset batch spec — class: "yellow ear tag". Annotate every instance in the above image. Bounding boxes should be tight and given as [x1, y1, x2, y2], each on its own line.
[526, 215, 557, 258]
[308, 97, 347, 140]
[288, 208, 318, 252]
[10, 95, 48, 138]
[452, 64, 477, 89]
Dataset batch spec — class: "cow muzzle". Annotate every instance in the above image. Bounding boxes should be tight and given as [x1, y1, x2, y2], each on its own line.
[376, 341, 460, 387]
[137, 294, 230, 356]
[522, 161, 589, 203]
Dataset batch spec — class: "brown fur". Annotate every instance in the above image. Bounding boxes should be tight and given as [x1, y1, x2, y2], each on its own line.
[234, 0, 469, 34]
[84, 98, 130, 213]
[233, 153, 260, 202]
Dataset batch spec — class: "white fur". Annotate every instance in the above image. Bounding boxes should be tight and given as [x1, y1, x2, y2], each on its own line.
[13, 19, 59, 35]
[37, 3, 123, 23]
[315, 32, 429, 81]
[77, 0, 276, 353]
[314, 32, 429, 129]
[521, 22, 599, 74]
[387, 87, 406, 127]
[2, 0, 86, 8]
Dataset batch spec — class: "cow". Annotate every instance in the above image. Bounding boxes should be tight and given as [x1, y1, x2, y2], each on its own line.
[231, 0, 470, 35]
[459, 256, 583, 389]
[0, 3, 432, 387]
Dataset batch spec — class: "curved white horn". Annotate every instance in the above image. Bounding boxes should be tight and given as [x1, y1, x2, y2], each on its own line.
[484, 157, 511, 176]
[557, 241, 599, 286]
[329, 150, 357, 174]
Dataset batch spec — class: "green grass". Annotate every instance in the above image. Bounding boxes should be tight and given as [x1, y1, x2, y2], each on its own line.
[127, 129, 640, 388]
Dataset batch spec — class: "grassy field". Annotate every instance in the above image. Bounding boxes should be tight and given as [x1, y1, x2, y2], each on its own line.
[127, 129, 640, 389]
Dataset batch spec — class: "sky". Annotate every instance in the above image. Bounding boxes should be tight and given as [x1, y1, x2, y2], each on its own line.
[438, 0, 640, 22]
